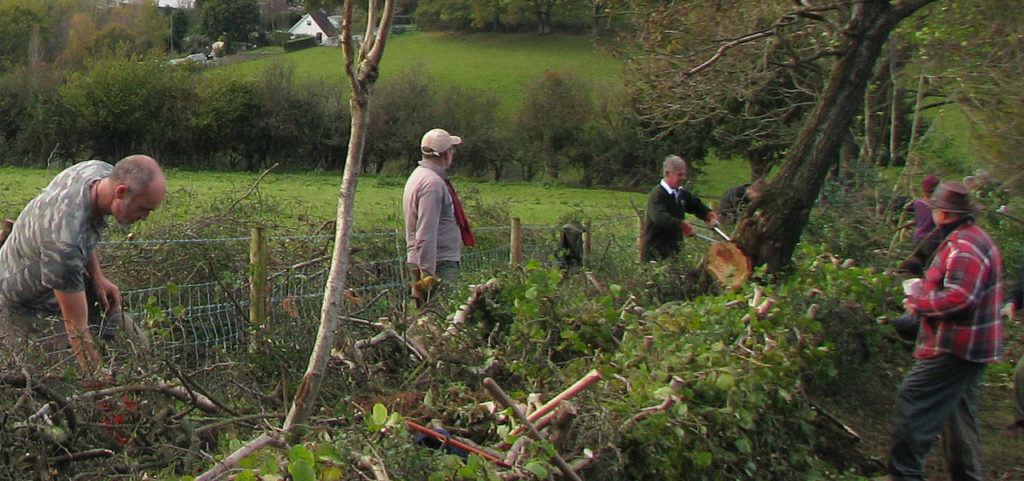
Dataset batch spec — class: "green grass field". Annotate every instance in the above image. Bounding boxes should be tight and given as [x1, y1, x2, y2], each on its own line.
[211, 31, 624, 112]
[0, 167, 651, 233]
[0, 160, 751, 236]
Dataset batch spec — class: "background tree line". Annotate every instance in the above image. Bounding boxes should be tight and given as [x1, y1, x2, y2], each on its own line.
[1, 0, 1022, 194]
[0, 53, 676, 185]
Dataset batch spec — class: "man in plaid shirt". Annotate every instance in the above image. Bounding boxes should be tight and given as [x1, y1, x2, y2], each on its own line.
[883, 181, 1004, 481]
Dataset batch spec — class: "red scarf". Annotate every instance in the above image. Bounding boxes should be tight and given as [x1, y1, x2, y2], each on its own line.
[444, 178, 475, 247]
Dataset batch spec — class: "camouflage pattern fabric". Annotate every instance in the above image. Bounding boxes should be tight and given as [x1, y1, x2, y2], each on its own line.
[0, 161, 112, 317]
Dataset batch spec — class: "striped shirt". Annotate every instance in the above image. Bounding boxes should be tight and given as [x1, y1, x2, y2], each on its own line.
[910, 218, 1003, 362]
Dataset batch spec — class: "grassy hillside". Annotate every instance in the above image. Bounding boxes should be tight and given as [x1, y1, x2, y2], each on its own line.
[210, 32, 624, 112]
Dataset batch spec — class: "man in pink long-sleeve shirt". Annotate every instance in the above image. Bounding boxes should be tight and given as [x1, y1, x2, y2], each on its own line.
[403, 128, 467, 305]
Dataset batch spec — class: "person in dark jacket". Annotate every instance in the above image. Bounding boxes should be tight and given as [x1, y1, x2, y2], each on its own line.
[1003, 259, 1024, 436]
[641, 155, 719, 262]
[717, 180, 765, 225]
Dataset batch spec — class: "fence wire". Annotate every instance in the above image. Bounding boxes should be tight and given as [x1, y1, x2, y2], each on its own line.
[105, 217, 635, 366]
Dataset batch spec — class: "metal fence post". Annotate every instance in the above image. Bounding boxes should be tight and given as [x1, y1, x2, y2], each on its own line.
[250, 226, 268, 350]
[510, 217, 521, 265]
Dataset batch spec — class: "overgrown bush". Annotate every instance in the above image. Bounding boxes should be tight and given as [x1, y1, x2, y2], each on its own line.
[60, 56, 191, 162]
[515, 70, 593, 181]
[0, 189, 943, 480]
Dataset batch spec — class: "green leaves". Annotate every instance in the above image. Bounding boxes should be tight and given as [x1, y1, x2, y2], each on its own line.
[365, 403, 403, 432]
[287, 445, 316, 481]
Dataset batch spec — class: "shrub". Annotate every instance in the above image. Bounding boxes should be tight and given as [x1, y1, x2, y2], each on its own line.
[283, 36, 317, 52]
[59, 55, 191, 162]
[514, 70, 593, 181]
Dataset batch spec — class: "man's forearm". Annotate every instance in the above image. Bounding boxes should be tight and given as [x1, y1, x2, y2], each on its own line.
[86, 251, 101, 275]
[55, 289, 102, 374]
[64, 317, 101, 373]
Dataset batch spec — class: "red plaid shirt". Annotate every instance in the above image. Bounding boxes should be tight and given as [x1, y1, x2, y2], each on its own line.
[910, 219, 1004, 362]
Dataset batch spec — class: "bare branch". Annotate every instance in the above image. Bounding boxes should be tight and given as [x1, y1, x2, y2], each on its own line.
[443, 278, 500, 340]
[226, 163, 279, 213]
[194, 432, 285, 481]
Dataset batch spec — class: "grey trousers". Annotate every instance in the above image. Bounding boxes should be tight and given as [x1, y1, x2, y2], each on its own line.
[889, 354, 986, 481]
[1, 304, 149, 373]
[435, 260, 461, 286]
[0, 306, 76, 371]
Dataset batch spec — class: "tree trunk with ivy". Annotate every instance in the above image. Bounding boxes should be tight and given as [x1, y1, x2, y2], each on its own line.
[734, 0, 937, 272]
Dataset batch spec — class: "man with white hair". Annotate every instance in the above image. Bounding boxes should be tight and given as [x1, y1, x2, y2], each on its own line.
[403, 129, 474, 305]
[641, 155, 718, 262]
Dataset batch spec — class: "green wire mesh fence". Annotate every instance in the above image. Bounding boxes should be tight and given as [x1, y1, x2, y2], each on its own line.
[107, 216, 636, 367]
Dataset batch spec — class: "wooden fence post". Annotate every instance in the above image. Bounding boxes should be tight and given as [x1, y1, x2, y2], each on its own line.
[510, 217, 521, 266]
[583, 220, 592, 267]
[637, 210, 645, 263]
[249, 226, 268, 350]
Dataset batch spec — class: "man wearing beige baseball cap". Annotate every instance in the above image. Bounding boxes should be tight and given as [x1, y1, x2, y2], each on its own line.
[882, 181, 1004, 481]
[402, 128, 475, 306]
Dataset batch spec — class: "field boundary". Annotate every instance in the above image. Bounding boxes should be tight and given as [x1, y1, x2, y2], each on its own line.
[105, 216, 637, 365]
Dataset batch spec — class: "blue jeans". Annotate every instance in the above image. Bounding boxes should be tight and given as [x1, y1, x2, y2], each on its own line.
[889, 354, 986, 481]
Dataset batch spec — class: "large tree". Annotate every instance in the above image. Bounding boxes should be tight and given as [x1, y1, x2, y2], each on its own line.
[628, 0, 938, 271]
[516, 70, 593, 180]
[197, 0, 260, 43]
[626, 1, 830, 182]
[739, 0, 937, 271]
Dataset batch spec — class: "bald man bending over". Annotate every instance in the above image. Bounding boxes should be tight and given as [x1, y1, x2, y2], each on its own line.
[0, 155, 166, 376]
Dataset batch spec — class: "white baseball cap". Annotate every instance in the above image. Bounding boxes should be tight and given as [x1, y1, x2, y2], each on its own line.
[420, 128, 462, 156]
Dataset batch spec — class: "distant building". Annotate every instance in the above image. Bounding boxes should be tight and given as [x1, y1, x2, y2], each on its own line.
[156, 0, 194, 7]
[288, 11, 340, 46]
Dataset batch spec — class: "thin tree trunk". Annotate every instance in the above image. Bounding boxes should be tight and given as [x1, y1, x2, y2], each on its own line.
[863, 81, 875, 166]
[734, 0, 937, 272]
[282, 0, 395, 433]
[888, 55, 899, 166]
[282, 97, 368, 432]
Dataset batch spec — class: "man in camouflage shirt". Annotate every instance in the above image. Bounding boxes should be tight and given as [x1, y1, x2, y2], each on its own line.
[0, 155, 166, 376]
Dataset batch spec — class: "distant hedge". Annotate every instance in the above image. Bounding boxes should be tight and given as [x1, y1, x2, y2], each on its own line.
[284, 36, 318, 52]
[0, 55, 672, 185]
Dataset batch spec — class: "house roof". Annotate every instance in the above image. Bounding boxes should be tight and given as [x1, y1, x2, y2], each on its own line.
[307, 11, 338, 37]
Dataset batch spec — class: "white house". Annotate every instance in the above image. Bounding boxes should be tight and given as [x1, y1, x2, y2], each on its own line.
[157, 0, 193, 7]
[288, 11, 340, 47]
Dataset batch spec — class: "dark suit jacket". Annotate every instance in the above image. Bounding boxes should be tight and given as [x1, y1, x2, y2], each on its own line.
[642, 184, 711, 261]
[717, 184, 751, 224]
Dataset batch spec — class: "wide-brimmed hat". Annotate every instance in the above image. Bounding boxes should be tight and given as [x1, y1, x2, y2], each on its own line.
[420, 128, 462, 156]
[922, 181, 984, 213]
